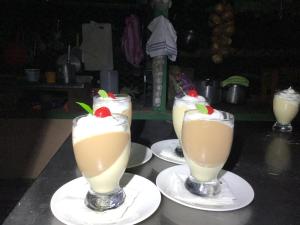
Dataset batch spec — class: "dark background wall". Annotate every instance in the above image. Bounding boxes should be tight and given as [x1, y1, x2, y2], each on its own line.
[0, 0, 299, 92]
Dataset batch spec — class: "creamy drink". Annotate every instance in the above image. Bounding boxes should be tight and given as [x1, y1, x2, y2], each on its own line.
[172, 90, 206, 156]
[182, 107, 234, 196]
[93, 93, 132, 125]
[172, 90, 206, 140]
[273, 87, 300, 132]
[72, 107, 130, 211]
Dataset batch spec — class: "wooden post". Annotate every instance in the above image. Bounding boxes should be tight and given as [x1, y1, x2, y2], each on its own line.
[152, 1, 170, 112]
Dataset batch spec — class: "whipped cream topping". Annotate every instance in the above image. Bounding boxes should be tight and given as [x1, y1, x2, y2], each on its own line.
[181, 95, 206, 102]
[174, 95, 207, 108]
[275, 87, 300, 103]
[184, 109, 234, 127]
[73, 114, 128, 144]
[93, 96, 130, 113]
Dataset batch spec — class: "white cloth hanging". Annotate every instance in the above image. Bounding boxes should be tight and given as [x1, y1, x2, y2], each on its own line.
[81, 21, 113, 71]
[146, 15, 177, 61]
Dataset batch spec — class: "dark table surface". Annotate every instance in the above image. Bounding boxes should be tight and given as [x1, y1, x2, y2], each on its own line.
[3, 120, 300, 225]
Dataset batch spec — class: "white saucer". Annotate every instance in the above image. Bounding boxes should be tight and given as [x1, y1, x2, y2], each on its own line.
[127, 142, 152, 168]
[151, 139, 185, 164]
[156, 165, 254, 211]
[51, 173, 161, 225]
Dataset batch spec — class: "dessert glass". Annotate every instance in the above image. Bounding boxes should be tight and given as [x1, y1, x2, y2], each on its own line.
[181, 109, 234, 197]
[93, 94, 132, 126]
[72, 113, 131, 211]
[273, 87, 300, 132]
[172, 95, 206, 157]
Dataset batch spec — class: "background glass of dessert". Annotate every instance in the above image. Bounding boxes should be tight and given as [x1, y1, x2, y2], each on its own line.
[93, 94, 132, 125]
[181, 109, 234, 197]
[273, 87, 300, 132]
[72, 113, 131, 211]
[172, 92, 207, 157]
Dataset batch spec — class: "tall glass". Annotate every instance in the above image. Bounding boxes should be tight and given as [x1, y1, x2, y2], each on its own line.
[273, 88, 300, 132]
[93, 94, 132, 126]
[181, 109, 234, 197]
[72, 114, 131, 211]
[172, 96, 206, 157]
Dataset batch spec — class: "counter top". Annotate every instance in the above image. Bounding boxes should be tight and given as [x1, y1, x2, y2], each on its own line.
[3, 121, 300, 225]
[44, 103, 276, 121]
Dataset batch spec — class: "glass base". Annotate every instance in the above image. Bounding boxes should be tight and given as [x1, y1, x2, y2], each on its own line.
[85, 187, 125, 211]
[174, 145, 184, 157]
[185, 176, 220, 197]
[272, 122, 293, 132]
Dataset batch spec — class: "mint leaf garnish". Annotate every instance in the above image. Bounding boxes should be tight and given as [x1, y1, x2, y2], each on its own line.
[98, 89, 108, 98]
[196, 103, 208, 114]
[76, 102, 93, 114]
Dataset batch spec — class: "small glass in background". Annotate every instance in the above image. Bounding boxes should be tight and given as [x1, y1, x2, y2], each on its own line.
[273, 87, 300, 132]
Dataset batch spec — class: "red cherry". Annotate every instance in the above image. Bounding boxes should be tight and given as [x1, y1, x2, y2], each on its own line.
[187, 89, 198, 97]
[108, 92, 116, 99]
[206, 105, 214, 115]
[94, 107, 112, 118]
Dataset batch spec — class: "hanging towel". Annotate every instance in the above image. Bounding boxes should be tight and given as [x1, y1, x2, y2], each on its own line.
[81, 21, 113, 71]
[146, 15, 177, 61]
[121, 15, 144, 67]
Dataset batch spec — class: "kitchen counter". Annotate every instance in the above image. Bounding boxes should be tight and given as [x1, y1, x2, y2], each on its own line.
[3, 121, 300, 225]
[44, 102, 277, 122]
[0, 81, 92, 114]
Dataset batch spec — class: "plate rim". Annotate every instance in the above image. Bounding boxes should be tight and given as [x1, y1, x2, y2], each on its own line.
[151, 139, 185, 164]
[156, 165, 254, 212]
[50, 173, 161, 225]
[127, 142, 153, 168]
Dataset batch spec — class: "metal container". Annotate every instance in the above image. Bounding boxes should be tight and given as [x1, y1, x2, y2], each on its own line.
[25, 69, 40, 82]
[197, 78, 222, 104]
[223, 84, 247, 104]
[100, 70, 119, 93]
[58, 63, 75, 84]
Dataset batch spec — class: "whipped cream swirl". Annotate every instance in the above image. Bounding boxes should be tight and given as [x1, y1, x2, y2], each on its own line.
[174, 95, 207, 108]
[276, 87, 300, 102]
[184, 109, 234, 128]
[93, 96, 130, 113]
[185, 109, 224, 120]
[181, 95, 206, 102]
[73, 114, 128, 144]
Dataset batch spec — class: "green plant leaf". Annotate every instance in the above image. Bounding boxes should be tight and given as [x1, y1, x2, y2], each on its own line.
[76, 102, 93, 114]
[195, 103, 208, 114]
[98, 89, 108, 98]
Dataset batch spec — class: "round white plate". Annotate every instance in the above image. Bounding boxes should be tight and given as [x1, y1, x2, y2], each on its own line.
[51, 173, 161, 225]
[156, 165, 254, 211]
[127, 142, 152, 168]
[151, 139, 185, 164]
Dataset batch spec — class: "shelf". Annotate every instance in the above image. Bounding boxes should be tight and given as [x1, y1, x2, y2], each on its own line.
[42, 106, 276, 122]
[19, 83, 86, 90]
[133, 109, 171, 120]
[42, 108, 172, 120]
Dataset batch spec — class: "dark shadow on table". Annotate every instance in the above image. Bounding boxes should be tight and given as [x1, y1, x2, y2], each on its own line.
[131, 120, 176, 147]
[223, 131, 245, 171]
[131, 120, 147, 144]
